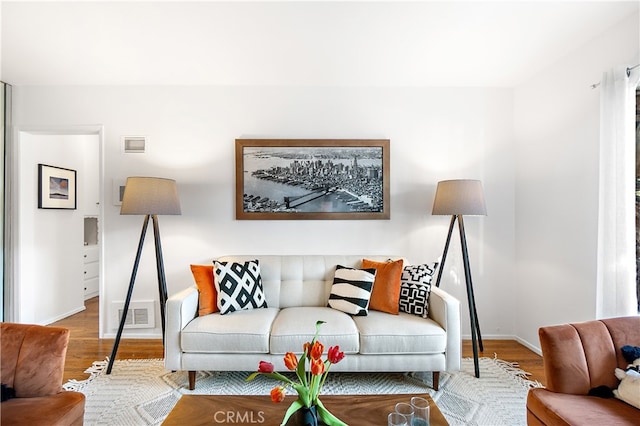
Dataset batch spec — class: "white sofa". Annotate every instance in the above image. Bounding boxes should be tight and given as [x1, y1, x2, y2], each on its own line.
[165, 255, 461, 390]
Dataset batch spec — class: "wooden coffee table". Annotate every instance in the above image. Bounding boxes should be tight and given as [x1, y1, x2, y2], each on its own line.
[163, 393, 448, 425]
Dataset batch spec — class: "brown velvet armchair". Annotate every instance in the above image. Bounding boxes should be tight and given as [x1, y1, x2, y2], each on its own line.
[1, 322, 85, 425]
[526, 316, 640, 425]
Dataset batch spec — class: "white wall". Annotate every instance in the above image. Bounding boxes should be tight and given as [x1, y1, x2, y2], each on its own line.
[513, 12, 640, 351]
[17, 132, 98, 324]
[13, 86, 516, 339]
[10, 11, 639, 348]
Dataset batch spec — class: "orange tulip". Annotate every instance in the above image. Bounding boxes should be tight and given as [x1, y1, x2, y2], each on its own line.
[270, 386, 286, 403]
[310, 341, 324, 360]
[311, 358, 325, 375]
[303, 342, 312, 357]
[283, 352, 298, 370]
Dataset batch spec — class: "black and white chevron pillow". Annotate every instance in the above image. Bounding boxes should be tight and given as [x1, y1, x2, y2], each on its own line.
[399, 262, 439, 318]
[328, 265, 376, 316]
[214, 260, 267, 315]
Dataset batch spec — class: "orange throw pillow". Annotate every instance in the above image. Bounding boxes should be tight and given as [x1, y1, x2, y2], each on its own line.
[190, 264, 219, 316]
[362, 258, 404, 315]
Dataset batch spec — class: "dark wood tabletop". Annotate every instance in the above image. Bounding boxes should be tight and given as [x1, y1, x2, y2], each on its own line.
[163, 393, 448, 426]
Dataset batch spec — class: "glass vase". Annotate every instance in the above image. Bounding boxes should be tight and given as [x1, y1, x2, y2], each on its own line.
[299, 405, 318, 426]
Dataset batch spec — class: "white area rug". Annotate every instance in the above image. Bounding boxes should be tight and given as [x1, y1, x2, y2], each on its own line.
[64, 357, 541, 426]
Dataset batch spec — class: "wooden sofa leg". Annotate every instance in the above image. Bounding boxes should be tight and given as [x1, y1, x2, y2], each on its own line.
[432, 371, 440, 391]
[188, 371, 196, 390]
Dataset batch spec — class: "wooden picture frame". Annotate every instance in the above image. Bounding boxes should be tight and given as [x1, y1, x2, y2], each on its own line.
[236, 139, 390, 220]
[38, 163, 77, 209]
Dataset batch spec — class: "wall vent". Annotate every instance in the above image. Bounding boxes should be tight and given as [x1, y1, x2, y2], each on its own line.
[123, 136, 146, 153]
[111, 300, 155, 329]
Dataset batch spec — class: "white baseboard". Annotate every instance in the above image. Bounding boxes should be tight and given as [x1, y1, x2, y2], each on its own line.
[515, 336, 542, 356]
[42, 305, 86, 326]
[102, 331, 163, 339]
[460, 333, 542, 356]
[84, 291, 99, 301]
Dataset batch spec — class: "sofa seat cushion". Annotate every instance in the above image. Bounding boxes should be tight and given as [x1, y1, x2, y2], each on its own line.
[527, 388, 640, 426]
[353, 310, 446, 354]
[270, 307, 360, 355]
[1, 392, 86, 426]
[181, 308, 280, 353]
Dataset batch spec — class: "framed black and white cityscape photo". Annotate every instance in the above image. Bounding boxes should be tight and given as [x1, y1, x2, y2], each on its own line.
[235, 139, 390, 220]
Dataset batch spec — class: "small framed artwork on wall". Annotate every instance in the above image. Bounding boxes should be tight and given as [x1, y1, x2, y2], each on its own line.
[235, 139, 390, 220]
[38, 164, 77, 209]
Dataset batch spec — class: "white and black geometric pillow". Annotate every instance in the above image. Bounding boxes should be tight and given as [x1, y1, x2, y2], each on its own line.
[399, 262, 439, 318]
[328, 265, 376, 316]
[213, 260, 267, 315]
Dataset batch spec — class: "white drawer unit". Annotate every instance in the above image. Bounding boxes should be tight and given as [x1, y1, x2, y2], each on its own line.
[84, 261, 99, 280]
[83, 245, 99, 299]
[83, 246, 99, 263]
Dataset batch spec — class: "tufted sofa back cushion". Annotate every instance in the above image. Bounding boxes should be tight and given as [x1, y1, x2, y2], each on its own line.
[539, 316, 640, 395]
[0, 323, 70, 397]
[215, 255, 406, 308]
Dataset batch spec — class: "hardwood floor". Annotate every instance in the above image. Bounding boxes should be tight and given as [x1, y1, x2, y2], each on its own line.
[54, 297, 545, 385]
[54, 297, 164, 383]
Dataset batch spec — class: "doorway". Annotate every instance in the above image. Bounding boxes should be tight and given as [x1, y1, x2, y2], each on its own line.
[8, 127, 103, 325]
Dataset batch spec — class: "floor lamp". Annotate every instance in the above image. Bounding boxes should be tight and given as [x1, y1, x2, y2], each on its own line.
[106, 177, 181, 374]
[432, 179, 486, 378]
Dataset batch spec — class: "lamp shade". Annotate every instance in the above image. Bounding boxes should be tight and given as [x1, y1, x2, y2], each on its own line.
[120, 177, 181, 215]
[432, 179, 487, 216]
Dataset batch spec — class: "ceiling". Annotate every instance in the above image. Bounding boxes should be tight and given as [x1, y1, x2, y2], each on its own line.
[2, 1, 638, 87]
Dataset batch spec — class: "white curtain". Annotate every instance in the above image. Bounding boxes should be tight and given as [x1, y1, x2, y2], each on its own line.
[596, 66, 640, 318]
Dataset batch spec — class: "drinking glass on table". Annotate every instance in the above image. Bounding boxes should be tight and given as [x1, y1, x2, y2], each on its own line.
[388, 412, 408, 426]
[410, 396, 430, 426]
[395, 402, 415, 425]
